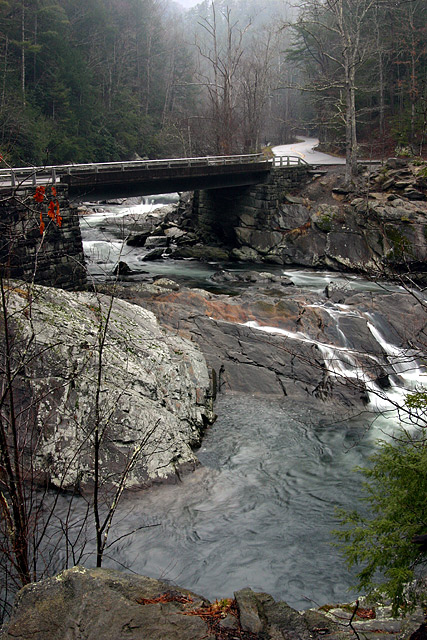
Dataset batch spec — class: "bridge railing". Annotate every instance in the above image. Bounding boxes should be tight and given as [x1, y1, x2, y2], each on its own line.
[271, 155, 309, 167]
[0, 153, 270, 188]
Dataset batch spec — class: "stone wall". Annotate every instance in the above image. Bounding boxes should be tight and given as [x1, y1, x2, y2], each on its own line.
[194, 166, 310, 249]
[0, 185, 86, 290]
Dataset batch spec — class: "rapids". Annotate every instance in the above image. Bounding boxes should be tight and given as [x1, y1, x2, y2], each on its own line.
[65, 196, 427, 609]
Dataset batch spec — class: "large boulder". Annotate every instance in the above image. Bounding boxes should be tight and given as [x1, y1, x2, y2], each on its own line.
[3, 567, 424, 640]
[0, 567, 350, 640]
[4, 284, 214, 490]
[0, 567, 211, 640]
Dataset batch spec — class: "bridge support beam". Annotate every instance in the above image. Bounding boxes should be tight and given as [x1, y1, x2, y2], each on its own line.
[0, 185, 86, 290]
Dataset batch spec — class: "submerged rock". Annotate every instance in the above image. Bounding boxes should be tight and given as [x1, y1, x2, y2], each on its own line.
[141, 247, 165, 260]
[126, 230, 151, 246]
[4, 284, 214, 490]
[113, 260, 132, 275]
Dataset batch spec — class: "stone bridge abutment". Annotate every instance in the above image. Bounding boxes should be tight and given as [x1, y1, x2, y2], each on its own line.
[193, 166, 311, 258]
[0, 185, 86, 290]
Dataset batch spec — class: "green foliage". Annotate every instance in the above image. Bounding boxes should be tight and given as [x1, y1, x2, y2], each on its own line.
[0, 0, 198, 163]
[334, 430, 427, 614]
[385, 227, 413, 260]
[406, 392, 427, 411]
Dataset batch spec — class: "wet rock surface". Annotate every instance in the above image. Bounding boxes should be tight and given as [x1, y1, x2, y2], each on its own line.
[1, 567, 425, 640]
[98, 272, 427, 414]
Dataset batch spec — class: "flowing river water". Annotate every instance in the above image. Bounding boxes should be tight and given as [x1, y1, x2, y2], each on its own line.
[56, 197, 427, 609]
[94, 394, 376, 609]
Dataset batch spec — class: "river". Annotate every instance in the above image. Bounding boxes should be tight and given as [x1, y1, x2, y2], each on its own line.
[64, 196, 426, 610]
[93, 394, 377, 609]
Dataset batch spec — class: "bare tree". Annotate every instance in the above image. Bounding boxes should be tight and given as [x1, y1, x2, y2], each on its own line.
[291, 0, 377, 182]
[195, 1, 252, 154]
[240, 28, 277, 151]
[0, 191, 164, 620]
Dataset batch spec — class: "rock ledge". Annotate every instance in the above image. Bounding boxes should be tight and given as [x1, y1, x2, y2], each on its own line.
[1, 567, 425, 640]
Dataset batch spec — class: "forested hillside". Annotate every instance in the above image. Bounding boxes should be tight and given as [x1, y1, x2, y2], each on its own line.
[0, 0, 197, 164]
[290, 0, 427, 165]
[0, 0, 426, 165]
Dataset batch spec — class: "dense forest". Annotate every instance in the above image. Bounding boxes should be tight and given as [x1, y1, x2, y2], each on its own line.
[0, 0, 426, 166]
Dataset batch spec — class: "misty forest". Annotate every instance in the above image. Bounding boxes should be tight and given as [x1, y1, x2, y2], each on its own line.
[0, 0, 426, 165]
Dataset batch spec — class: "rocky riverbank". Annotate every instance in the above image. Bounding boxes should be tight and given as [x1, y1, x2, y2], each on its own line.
[95, 269, 426, 419]
[1, 566, 425, 640]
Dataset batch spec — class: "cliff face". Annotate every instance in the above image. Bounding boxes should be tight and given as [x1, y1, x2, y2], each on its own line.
[3, 283, 214, 490]
[227, 160, 427, 279]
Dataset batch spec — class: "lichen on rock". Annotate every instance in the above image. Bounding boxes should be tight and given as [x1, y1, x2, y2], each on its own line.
[4, 283, 214, 491]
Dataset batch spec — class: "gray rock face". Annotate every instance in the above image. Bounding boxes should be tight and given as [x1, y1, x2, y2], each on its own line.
[5, 284, 214, 490]
[3, 567, 423, 640]
[0, 568, 351, 640]
[0, 567, 211, 640]
[232, 193, 427, 277]
[128, 280, 425, 413]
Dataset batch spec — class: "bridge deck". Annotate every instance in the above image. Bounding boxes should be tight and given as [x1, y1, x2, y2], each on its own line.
[0, 154, 309, 200]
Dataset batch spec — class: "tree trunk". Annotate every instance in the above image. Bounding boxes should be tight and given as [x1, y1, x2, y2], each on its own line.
[21, 0, 26, 107]
[1, 35, 8, 110]
[344, 56, 358, 183]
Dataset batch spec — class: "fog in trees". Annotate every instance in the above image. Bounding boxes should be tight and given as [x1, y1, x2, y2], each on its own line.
[1, 0, 425, 165]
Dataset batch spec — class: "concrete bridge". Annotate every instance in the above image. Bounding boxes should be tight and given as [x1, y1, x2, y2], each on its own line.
[0, 154, 308, 201]
[0, 154, 311, 290]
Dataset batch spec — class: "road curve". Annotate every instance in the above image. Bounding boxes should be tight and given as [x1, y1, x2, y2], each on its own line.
[272, 136, 346, 165]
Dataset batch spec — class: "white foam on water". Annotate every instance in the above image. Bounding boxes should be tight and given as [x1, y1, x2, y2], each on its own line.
[367, 321, 424, 385]
[81, 203, 165, 226]
[83, 240, 124, 264]
[243, 317, 427, 423]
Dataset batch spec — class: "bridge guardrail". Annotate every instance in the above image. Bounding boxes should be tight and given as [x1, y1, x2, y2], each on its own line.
[0, 153, 271, 188]
[271, 155, 309, 167]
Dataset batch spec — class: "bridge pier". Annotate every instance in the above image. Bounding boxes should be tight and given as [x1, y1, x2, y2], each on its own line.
[0, 185, 86, 290]
[194, 166, 311, 253]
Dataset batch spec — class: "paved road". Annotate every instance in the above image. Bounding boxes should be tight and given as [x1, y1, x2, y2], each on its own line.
[273, 136, 346, 165]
